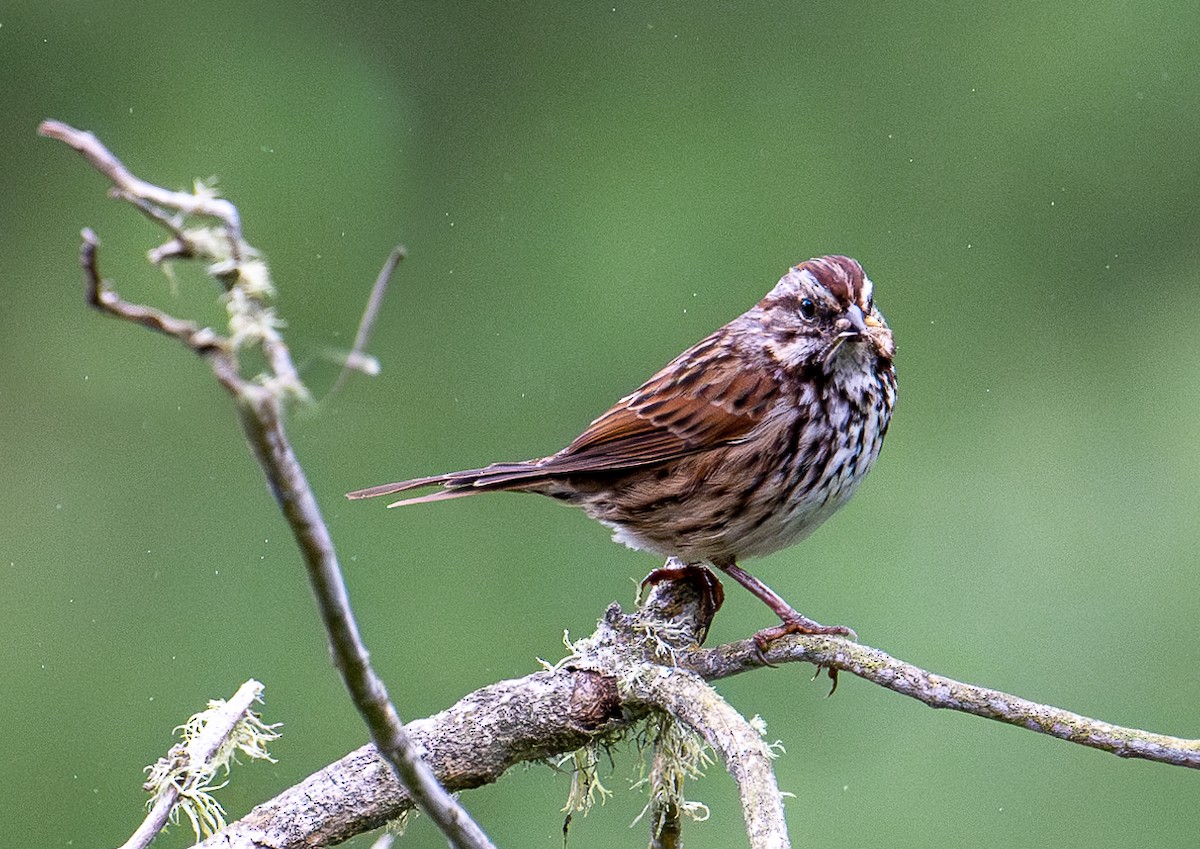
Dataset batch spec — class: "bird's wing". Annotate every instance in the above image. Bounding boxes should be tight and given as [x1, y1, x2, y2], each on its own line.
[530, 337, 780, 475]
[347, 336, 782, 501]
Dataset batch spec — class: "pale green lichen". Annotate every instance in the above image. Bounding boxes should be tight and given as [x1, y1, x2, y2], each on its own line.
[538, 629, 587, 672]
[183, 226, 237, 266]
[384, 807, 412, 837]
[552, 609, 727, 834]
[749, 714, 787, 758]
[559, 745, 613, 815]
[630, 618, 690, 664]
[191, 176, 222, 204]
[225, 287, 285, 351]
[235, 258, 275, 299]
[631, 711, 714, 832]
[142, 695, 281, 842]
[556, 710, 715, 835]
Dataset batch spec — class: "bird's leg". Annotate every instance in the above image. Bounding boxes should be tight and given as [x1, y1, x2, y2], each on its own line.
[717, 561, 857, 652]
[641, 559, 725, 641]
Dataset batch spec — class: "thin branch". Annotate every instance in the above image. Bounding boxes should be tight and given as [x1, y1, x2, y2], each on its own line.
[42, 120, 496, 849]
[38, 119, 244, 259]
[327, 244, 406, 398]
[80, 229, 227, 354]
[629, 670, 786, 849]
[231, 381, 497, 849]
[682, 636, 1200, 769]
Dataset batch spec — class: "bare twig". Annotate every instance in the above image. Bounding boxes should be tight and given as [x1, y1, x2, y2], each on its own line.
[41, 119, 496, 849]
[327, 244, 405, 398]
[80, 229, 226, 354]
[231, 378, 497, 849]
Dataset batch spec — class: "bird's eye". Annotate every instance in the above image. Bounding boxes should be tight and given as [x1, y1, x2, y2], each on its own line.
[799, 298, 817, 321]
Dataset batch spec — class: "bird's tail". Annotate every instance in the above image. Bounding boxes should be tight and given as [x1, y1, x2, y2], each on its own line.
[345, 462, 553, 508]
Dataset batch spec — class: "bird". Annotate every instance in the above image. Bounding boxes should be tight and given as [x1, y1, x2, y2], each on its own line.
[348, 255, 896, 647]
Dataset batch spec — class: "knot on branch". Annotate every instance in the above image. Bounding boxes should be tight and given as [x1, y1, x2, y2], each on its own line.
[563, 566, 718, 676]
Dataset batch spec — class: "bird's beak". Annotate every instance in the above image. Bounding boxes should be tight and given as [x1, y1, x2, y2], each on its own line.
[845, 304, 868, 334]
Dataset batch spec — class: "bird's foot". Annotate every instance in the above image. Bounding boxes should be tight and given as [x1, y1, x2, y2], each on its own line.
[640, 561, 725, 642]
[750, 616, 857, 680]
[752, 615, 857, 654]
[713, 561, 857, 653]
[748, 618, 854, 695]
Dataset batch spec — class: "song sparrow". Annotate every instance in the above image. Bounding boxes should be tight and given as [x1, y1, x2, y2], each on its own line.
[348, 255, 896, 646]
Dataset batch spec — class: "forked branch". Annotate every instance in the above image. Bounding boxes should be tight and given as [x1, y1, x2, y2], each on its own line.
[39, 119, 495, 849]
[192, 572, 1198, 849]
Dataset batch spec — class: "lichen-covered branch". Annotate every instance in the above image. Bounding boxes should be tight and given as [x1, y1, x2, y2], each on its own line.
[195, 566, 1200, 849]
[556, 574, 789, 849]
[627, 669, 787, 849]
[119, 680, 275, 849]
[195, 576, 753, 849]
[196, 663, 634, 849]
[197, 577, 1197, 848]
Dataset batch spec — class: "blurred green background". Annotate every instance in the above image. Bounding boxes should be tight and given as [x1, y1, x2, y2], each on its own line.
[3, 2, 1198, 847]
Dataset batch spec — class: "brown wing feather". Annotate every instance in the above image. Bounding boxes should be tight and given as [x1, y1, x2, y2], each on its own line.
[346, 333, 780, 503]
[536, 336, 779, 473]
